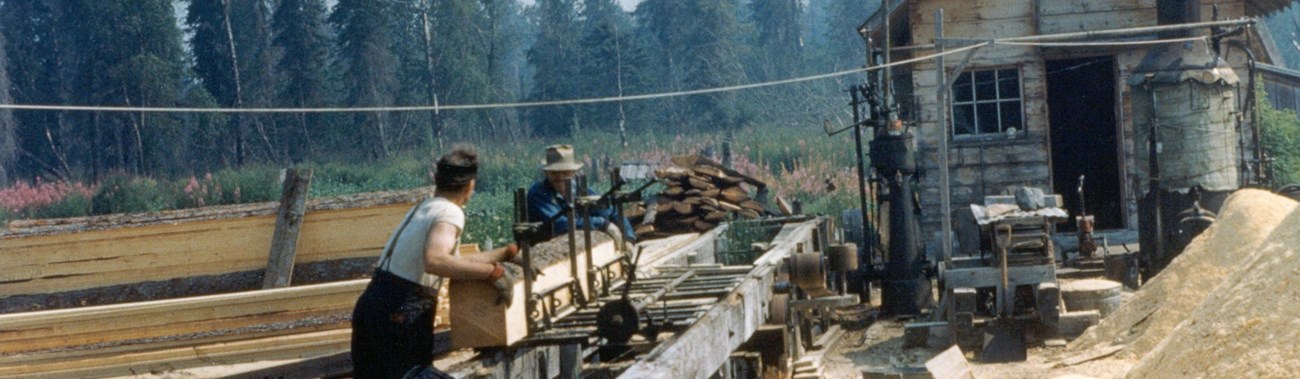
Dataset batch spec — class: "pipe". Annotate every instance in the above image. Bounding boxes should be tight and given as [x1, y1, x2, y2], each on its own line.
[936, 18, 1254, 46]
[1146, 78, 1165, 275]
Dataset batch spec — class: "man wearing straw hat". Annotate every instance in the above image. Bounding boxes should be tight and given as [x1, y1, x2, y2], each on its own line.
[526, 144, 634, 248]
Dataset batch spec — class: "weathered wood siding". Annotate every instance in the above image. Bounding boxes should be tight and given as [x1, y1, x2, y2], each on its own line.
[906, 0, 1252, 251]
[908, 0, 1047, 254]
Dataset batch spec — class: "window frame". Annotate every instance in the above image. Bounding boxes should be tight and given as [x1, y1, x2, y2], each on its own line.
[949, 67, 1025, 140]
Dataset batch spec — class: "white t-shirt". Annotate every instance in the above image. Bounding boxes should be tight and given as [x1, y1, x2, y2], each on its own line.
[378, 197, 465, 289]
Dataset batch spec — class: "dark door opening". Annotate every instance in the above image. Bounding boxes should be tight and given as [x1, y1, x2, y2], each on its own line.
[1047, 57, 1123, 230]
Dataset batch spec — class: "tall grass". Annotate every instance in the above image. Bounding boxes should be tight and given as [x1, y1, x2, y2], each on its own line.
[2, 124, 869, 245]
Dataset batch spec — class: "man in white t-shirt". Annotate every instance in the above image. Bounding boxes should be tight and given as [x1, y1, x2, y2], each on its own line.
[351, 145, 521, 378]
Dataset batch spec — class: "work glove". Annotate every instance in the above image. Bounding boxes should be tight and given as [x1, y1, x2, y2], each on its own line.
[503, 243, 544, 278]
[491, 264, 516, 306]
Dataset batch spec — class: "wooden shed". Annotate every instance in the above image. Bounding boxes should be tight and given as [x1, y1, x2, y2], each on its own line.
[861, 0, 1293, 254]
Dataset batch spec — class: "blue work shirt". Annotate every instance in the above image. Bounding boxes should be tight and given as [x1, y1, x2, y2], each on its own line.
[526, 180, 635, 241]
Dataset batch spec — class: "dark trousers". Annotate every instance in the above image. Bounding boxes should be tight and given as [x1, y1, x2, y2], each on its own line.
[351, 269, 439, 379]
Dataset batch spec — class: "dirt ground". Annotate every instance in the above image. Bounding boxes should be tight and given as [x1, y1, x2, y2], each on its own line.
[822, 277, 1140, 379]
[821, 319, 1136, 379]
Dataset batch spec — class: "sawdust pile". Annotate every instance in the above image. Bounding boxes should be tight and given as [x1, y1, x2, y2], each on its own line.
[1126, 191, 1300, 378]
[1064, 189, 1299, 377]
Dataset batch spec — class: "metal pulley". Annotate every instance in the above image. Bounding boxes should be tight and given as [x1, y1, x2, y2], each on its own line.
[790, 253, 834, 298]
[827, 244, 859, 272]
[596, 299, 640, 344]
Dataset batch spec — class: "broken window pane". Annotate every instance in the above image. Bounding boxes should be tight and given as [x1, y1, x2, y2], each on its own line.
[953, 73, 973, 102]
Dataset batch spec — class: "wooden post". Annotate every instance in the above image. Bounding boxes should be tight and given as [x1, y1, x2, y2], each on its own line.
[936, 9, 954, 268]
[263, 168, 313, 289]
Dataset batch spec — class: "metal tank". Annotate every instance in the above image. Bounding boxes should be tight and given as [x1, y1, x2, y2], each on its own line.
[1129, 32, 1240, 278]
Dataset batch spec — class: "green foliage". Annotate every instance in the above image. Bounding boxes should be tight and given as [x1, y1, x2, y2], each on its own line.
[30, 192, 92, 219]
[92, 175, 177, 214]
[1259, 85, 1300, 186]
[528, 0, 582, 137]
[462, 189, 515, 247]
[308, 156, 430, 197]
[210, 166, 281, 204]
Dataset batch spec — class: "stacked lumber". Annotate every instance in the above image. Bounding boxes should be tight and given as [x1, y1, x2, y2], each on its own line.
[641, 165, 765, 238]
[0, 189, 430, 310]
[0, 280, 364, 378]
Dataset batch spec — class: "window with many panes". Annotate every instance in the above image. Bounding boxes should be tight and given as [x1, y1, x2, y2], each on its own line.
[951, 68, 1023, 138]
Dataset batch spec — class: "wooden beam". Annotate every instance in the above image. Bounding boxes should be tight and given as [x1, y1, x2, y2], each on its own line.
[0, 279, 365, 355]
[0, 329, 351, 378]
[264, 168, 314, 289]
[450, 234, 620, 348]
[1, 202, 412, 298]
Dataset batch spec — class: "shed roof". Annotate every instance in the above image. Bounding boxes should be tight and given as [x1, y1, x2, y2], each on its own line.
[861, 0, 1294, 38]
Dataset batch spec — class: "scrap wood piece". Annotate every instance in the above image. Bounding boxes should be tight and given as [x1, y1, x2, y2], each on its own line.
[925, 345, 974, 379]
[776, 196, 794, 216]
[1052, 344, 1125, 368]
[720, 187, 749, 203]
[670, 154, 766, 188]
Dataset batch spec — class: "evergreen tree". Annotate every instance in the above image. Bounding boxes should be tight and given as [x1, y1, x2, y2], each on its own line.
[66, 0, 191, 176]
[273, 0, 332, 160]
[822, 0, 876, 71]
[635, 0, 690, 129]
[750, 0, 803, 80]
[187, 0, 280, 165]
[0, 1, 75, 179]
[481, 0, 531, 139]
[528, 0, 582, 137]
[0, 30, 16, 185]
[681, 0, 746, 127]
[331, 0, 399, 158]
[575, 0, 636, 137]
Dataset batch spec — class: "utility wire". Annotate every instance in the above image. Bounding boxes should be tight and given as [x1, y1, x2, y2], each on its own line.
[0, 43, 989, 114]
[0, 31, 1223, 115]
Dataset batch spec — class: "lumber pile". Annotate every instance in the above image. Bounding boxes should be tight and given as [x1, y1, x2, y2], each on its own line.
[0, 191, 427, 309]
[0, 280, 364, 378]
[635, 164, 766, 239]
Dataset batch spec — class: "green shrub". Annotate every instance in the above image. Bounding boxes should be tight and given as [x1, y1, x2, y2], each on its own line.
[211, 166, 281, 204]
[31, 192, 93, 219]
[462, 189, 515, 247]
[1260, 85, 1300, 186]
[92, 175, 176, 214]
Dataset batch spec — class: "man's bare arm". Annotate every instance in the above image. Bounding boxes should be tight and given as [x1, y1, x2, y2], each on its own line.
[423, 222, 497, 280]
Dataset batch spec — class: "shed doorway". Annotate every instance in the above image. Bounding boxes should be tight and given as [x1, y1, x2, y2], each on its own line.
[1047, 56, 1123, 230]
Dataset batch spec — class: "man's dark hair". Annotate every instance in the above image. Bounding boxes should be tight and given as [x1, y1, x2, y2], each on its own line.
[435, 144, 478, 193]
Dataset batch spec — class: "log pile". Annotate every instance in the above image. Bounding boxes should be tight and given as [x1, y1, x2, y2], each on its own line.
[629, 164, 767, 239]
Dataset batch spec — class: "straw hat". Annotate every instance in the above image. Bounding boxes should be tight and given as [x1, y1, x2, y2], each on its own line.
[543, 144, 583, 172]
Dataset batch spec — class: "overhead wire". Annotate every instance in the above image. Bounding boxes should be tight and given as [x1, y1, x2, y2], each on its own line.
[0, 43, 990, 114]
[0, 29, 1238, 115]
